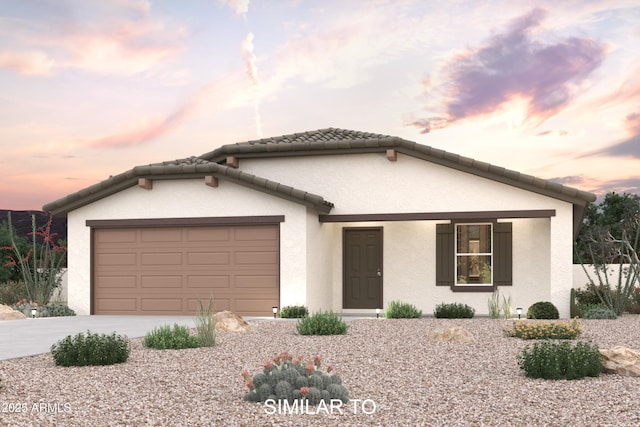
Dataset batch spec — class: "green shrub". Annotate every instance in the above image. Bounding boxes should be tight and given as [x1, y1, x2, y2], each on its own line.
[526, 301, 559, 319]
[385, 300, 422, 318]
[280, 305, 309, 318]
[434, 302, 475, 318]
[242, 352, 349, 405]
[503, 318, 582, 340]
[143, 323, 201, 350]
[0, 281, 28, 306]
[44, 303, 76, 317]
[575, 285, 612, 306]
[195, 297, 216, 347]
[296, 310, 348, 335]
[11, 301, 75, 317]
[517, 340, 603, 380]
[577, 303, 607, 318]
[51, 331, 130, 366]
[582, 307, 617, 319]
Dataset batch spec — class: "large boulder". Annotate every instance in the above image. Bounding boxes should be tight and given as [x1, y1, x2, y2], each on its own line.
[430, 324, 472, 342]
[214, 310, 251, 332]
[0, 304, 27, 320]
[599, 346, 640, 377]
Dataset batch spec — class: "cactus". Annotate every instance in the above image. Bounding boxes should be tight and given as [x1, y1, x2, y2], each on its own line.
[257, 383, 273, 401]
[327, 383, 349, 402]
[308, 374, 323, 388]
[308, 387, 322, 405]
[252, 372, 267, 388]
[241, 353, 349, 406]
[275, 381, 293, 402]
[570, 288, 579, 318]
[295, 375, 309, 389]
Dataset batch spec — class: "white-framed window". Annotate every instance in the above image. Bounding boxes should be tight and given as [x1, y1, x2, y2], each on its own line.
[455, 223, 492, 285]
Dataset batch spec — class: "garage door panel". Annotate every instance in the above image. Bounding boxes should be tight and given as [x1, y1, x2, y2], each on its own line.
[96, 276, 137, 288]
[97, 253, 137, 266]
[141, 275, 183, 288]
[235, 275, 278, 288]
[141, 229, 182, 242]
[94, 224, 279, 315]
[141, 298, 183, 312]
[187, 275, 230, 288]
[96, 298, 137, 312]
[187, 252, 230, 265]
[187, 228, 231, 242]
[235, 251, 278, 264]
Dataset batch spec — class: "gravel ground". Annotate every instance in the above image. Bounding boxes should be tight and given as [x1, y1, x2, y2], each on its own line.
[1, 316, 640, 427]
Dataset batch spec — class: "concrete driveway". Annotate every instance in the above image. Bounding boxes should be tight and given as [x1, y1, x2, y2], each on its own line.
[0, 315, 203, 361]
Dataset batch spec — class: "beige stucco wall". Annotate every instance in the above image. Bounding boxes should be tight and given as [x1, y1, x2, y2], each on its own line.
[240, 152, 575, 317]
[66, 150, 577, 317]
[66, 179, 308, 315]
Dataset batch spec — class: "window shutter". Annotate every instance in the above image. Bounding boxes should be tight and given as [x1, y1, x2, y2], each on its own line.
[493, 222, 512, 286]
[436, 223, 454, 286]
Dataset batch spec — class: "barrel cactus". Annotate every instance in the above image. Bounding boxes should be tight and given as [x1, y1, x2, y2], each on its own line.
[241, 352, 350, 406]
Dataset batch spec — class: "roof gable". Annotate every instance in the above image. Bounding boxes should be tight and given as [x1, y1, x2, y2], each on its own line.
[43, 127, 596, 238]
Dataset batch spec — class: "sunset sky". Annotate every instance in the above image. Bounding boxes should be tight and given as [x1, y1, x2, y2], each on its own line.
[1, 0, 639, 211]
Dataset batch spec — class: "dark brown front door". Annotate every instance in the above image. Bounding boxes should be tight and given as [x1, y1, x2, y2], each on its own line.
[343, 227, 383, 309]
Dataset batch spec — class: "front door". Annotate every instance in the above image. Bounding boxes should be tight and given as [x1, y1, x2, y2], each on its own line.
[343, 227, 383, 309]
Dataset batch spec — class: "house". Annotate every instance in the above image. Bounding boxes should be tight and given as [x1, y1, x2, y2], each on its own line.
[43, 128, 596, 317]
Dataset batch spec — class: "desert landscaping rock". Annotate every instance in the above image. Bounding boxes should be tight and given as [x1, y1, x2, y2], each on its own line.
[1, 316, 640, 426]
[214, 310, 251, 332]
[0, 304, 26, 321]
[599, 346, 640, 377]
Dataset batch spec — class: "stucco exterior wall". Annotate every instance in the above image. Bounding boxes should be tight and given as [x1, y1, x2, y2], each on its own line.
[240, 152, 575, 317]
[66, 179, 308, 315]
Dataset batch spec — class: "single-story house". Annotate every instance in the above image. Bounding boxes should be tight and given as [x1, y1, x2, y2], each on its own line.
[44, 128, 596, 317]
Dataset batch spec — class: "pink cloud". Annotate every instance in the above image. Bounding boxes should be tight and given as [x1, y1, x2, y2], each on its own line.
[0, 50, 55, 75]
[410, 8, 606, 133]
[218, 0, 250, 16]
[88, 86, 212, 149]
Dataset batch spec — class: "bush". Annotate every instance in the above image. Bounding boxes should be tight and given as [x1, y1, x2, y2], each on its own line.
[12, 301, 75, 318]
[296, 310, 348, 335]
[434, 302, 475, 318]
[280, 305, 309, 318]
[385, 300, 422, 318]
[582, 307, 617, 319]
[0, 281, 28, 306]
[242, 352, 349, 405]
[517, 340, 603, 380]
[51, 331, 130, 366]
[143, 323, 201, 350]
[526, 301, 559, 319]
[503, 318, 582, 340]
[574, 286, 604, 306]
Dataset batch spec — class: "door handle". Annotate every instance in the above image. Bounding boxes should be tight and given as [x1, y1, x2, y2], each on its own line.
[377, 269, 382, 277]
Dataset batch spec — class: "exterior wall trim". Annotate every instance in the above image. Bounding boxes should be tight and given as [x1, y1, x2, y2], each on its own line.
[319, 210, 555, 223]
[86, 215, 285, 228]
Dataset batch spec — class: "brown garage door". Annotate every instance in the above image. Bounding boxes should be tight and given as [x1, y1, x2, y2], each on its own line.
[93, 224, 279, 316]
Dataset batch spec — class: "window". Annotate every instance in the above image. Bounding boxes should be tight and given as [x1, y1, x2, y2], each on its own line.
[436, 222, 512, 289]
[456, 223, 492, 285]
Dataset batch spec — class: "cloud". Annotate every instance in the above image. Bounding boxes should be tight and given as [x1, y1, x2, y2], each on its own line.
[241, 32, 263, 138]
[88, 86, 212, 149]
[0, 50, 55, 75]
[218, 0, 250, 16]
[410, 8, 607, 133]
[0, 1, 182, 76]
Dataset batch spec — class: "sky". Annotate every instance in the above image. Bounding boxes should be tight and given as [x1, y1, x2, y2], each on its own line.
[1, 0, 639, 211]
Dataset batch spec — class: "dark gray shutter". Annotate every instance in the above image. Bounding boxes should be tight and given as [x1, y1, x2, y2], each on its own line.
[493, 222, 512, 286]
[436, 223, 454, 286]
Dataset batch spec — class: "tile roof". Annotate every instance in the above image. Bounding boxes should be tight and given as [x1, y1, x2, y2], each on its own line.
[44, 128, 596, 230]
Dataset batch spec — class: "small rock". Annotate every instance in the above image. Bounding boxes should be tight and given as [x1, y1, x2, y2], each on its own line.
[430, 324, 472, 342]
[599, 346, 640, 377]
[0, 304, 27, 320]
[214, 310, 251, 332]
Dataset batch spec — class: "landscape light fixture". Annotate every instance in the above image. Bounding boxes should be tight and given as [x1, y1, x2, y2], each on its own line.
[31, 307, 37, 319]
[516, 307, 522, 320]
[376, 308, 381, 319]
[272, 306, 278, 319]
